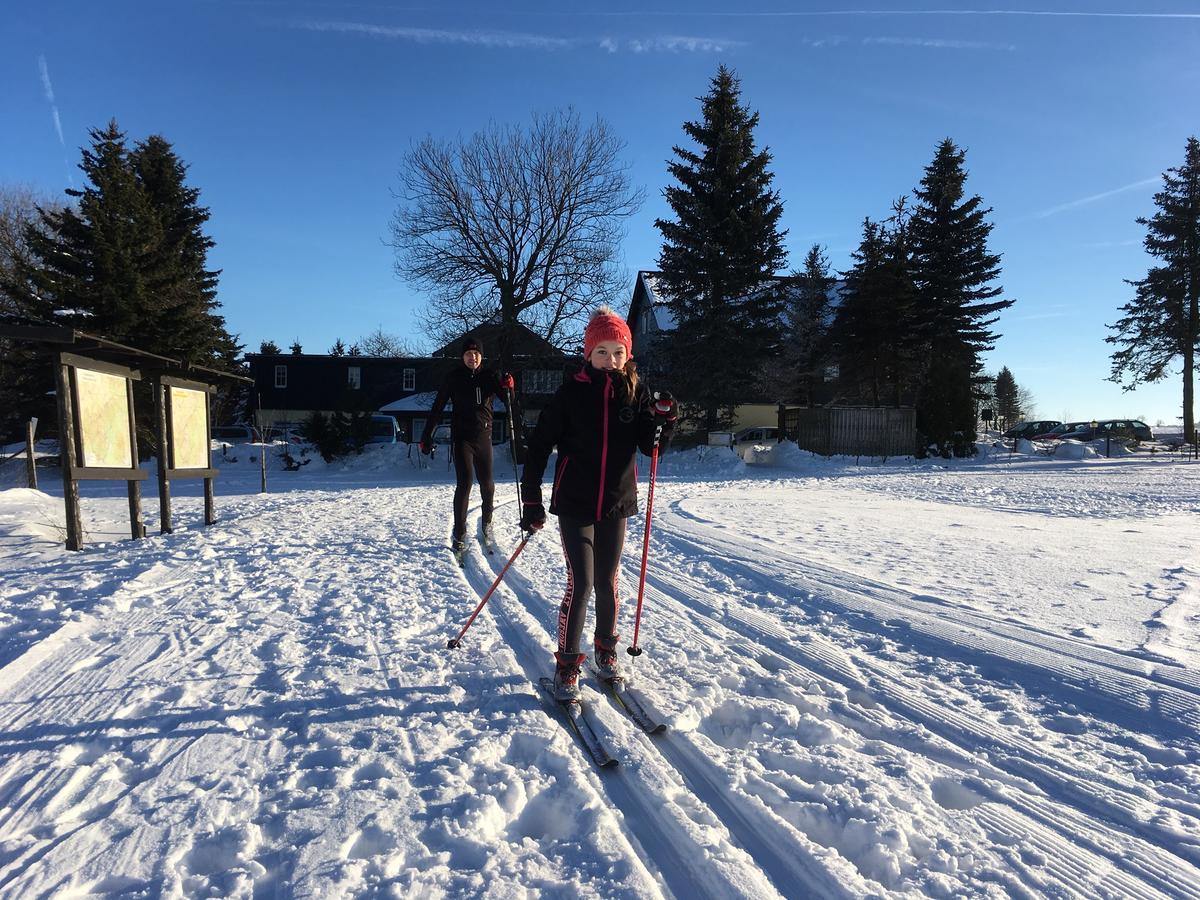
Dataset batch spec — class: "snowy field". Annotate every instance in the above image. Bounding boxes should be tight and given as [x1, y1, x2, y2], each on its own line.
[0, 440, 1198, 898]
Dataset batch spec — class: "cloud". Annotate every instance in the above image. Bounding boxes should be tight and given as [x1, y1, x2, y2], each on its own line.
[862, 35, 1015, 51]
[292, 20, 574, 50]
[1033, 177, 1159, 219]
[37, 54, 66, 148]
[626, 35, 746, 53]
[289, 20, 739, 54]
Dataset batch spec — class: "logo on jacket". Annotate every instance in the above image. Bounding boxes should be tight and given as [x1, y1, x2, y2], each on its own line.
[618, 406, 635, 424]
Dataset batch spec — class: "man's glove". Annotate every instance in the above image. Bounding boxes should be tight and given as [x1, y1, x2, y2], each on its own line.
[420, 440, 434, 456]
[520, 483, 546, 531]
[500, 372, 515, 392]
[652, 391, 678, 424]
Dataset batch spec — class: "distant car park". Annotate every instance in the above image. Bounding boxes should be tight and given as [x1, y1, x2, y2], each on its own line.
[1003, 420, 1061, 440]
[1032, 421, 1088, 441]
[1058, 420, 1154, 443]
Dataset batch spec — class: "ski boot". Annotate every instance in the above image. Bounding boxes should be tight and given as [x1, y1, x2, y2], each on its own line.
[451, 535, 466, 568]
[480, 520, 495, 555]
[593, 635, 621, 681]
[552, 652, 585, 702]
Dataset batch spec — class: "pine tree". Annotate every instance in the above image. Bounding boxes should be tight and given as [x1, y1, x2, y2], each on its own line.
[16, 121, 241, 444]
[784, 245, 835, 407]
[131, 134, 238, 368]
[329, 338, 347, 356]
[290, 341, 303, 355]
[655, 65, 788, 433]
[829, 204, 919, 408]
[259, 340, 281, 355]
[1108, 136, 1200, 442]
[993, 366, 1020, 426]
[909, 139, 1013, 456]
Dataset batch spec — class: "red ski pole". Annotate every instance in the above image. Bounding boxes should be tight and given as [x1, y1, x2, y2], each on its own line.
[628, 425, 663, 657]
[446, 531, 534, 649]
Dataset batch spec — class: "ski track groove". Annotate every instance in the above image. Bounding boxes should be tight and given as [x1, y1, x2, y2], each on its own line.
[458, 540, 752, 900]
[477, 526, 859, 900]
[662, 503, 1200, 732]
[641, 506, 1200, 896]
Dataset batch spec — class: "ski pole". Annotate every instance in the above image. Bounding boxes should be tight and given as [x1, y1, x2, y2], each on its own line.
[628, 424, 663, 658]
[446, 530, 535, 649]
[506, 387, 521, 501]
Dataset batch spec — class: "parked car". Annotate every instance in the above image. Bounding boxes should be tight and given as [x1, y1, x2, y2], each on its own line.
[1031, 421, 1087, 441]
[733, 426, 779, 448]
[211, 424, 261, 444]
[1059, 420, 1154, 443]
[1003, 420, 1061, 440]
[367, 414, 400, 444]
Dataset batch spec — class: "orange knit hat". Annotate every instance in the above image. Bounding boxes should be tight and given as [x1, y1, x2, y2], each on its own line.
[583, 305, 633, 360]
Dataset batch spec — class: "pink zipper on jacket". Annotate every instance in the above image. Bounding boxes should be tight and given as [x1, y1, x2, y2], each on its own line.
[596, 375, 612, 520]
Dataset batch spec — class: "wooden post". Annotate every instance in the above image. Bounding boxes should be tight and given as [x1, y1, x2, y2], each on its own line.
[154, 378, 172, 533]
[204, 390, 216, 525]
[53, 357, 83, 551]
[125, 376, 144, 540]
[25, 419, 37, 490]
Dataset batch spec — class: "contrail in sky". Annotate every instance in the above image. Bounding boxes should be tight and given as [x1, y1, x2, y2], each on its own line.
[38, 55, 65, 149]
[1034, 177, 1159, 219]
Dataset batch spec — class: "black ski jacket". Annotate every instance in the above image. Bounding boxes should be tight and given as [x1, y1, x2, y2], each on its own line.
[522, 365, 672, 522]
[421, 365, 513, 444]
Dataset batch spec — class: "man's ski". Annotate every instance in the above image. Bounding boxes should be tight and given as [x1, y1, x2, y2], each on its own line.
[538, 678, 618, 768]
[592, 672, 666, 734]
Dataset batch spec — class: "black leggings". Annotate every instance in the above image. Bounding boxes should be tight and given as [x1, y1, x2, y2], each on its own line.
[556, 515, 627, 655]
[453, 434, 494, 540]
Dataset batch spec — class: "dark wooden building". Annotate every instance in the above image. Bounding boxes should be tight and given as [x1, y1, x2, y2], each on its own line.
[246, 322, 579, 443]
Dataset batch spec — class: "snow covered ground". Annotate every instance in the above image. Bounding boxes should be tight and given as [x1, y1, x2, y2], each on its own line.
[0, 440, 1197, 897]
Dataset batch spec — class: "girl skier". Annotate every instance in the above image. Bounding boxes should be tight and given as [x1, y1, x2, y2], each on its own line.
[519, 306, 677, 699]
[421, 335, 517, 561]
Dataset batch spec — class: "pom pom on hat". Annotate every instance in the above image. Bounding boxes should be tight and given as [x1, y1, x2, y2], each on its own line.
[583, 305, 632, 360]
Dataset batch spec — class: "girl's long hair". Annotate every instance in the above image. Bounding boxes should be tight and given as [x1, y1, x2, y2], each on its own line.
[617, 358, 639, 398]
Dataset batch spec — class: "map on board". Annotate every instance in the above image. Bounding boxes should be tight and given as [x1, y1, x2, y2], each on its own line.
[74, 368, 133, 469]
[169, 386, 209, 470]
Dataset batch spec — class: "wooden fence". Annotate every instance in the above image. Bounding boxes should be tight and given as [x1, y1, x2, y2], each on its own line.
[779, 407, 917, 458]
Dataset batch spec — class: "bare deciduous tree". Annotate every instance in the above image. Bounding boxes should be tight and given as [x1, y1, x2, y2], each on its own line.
[390, 109, 643, 364]
[356, 326, 422, 358]
[0, 184, 64, 317]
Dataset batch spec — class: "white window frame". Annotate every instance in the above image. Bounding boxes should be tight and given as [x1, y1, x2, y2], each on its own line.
[403, 368, 416, 392]
[274, 365, 287, 388]
[523, 369, 564, 394]
[347, 366, 361, 390]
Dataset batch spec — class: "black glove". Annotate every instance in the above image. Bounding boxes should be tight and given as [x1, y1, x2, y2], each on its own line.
[653, 391, 678, 424]
[520, 483, 546, 531]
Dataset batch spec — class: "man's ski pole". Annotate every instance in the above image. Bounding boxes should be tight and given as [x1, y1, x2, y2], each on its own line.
[505, 387, 521, 501]
[446, 530, 534, 649]
[628, 424, 663, 658]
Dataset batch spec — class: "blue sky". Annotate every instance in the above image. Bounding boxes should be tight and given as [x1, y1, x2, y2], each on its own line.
[4, 2, 1198, 427]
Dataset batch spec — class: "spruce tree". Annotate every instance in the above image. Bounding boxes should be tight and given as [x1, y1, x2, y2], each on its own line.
[259, 340, 281, 355]
[993, 366, 1020, 426]
[785, 245, 835, 407]
[1107, 136, 1200, 441]
[655, 65, 788, 433]
[829, 204, 919, 408]
[909, 139, 1013, 456]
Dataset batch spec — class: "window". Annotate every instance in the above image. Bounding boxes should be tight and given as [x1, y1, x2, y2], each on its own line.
[274, 365, 287, 388]
[523, 369, 564, 394]
[822, 364, 840, 383]
[403, 368, 416, 391]
[347, 366, 361, 389]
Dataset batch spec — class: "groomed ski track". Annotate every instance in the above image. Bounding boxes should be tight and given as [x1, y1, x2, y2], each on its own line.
[0, 473, 1196, 897]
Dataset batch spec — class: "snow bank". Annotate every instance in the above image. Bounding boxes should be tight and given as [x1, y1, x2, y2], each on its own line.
[1054, 440, 1100, 461]
[658, 444, 746, 478]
